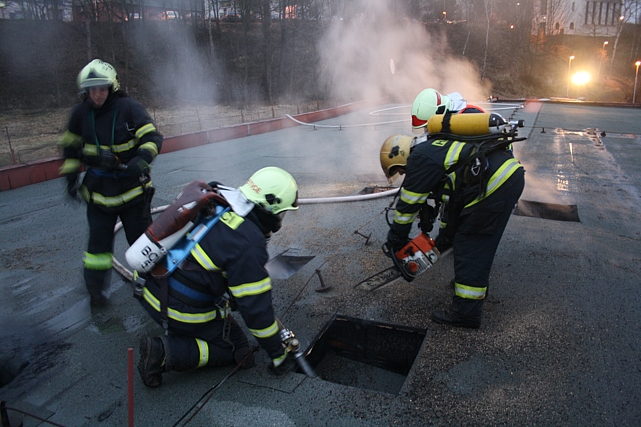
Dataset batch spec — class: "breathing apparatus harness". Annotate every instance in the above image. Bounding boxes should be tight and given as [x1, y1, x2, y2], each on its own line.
[385, 110, 526, 233]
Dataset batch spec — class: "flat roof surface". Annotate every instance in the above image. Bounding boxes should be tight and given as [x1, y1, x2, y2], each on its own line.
[1, 101, 640, 426]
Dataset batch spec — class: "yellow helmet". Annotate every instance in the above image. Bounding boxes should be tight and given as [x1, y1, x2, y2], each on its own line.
[77, 59, 120, 92]
[380, 134, 414, 181]
[239, 167, 299, 214]
[411, 88, 451, 134]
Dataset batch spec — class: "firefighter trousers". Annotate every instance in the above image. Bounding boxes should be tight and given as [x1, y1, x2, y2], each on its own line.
[84, 199, 151, 299]
[451, 168, 525, 316]
[140, 299, 251, 371]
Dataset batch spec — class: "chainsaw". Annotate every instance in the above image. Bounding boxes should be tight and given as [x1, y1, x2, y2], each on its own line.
[355, 232, 440, 292]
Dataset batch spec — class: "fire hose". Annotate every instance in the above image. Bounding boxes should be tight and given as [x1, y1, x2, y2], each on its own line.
[112, 188, 398, 281]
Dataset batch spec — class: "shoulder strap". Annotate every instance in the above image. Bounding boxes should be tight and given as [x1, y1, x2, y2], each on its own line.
[164, 205, 231, 275]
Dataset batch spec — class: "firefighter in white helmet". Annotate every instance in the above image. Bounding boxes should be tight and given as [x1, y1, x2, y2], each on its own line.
[387, 88, 487, 251]
[137, 167, 300, 387]
[58, 59, 163, 307]
[410, 88, 485, 135]
[382, 88, 524, 329]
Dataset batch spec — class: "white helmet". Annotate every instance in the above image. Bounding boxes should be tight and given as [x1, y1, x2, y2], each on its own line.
[411, 88, 452, 134]
[77, 59, 120, 92]
[239, 167, 299, 214]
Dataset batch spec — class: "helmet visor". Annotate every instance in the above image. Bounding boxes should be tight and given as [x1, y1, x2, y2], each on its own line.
[80, 78, 113, 89]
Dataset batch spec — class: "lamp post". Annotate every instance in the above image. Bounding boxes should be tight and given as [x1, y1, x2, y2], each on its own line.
[567, 55, 574, 98]
[598, 41, 608, 79]
[634, 60, 641, 104]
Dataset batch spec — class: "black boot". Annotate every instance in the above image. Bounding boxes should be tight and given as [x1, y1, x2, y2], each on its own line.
[229, 317, 253, 369]
[431, 297, 483, 329]
[138, 337, 166, 388]
[234, 347, 255, 369]
[85, 268, 111, 307]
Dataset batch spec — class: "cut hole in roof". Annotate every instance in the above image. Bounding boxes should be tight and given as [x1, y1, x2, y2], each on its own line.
[299, 314, 427, 394]
[513, 200, 580, 222]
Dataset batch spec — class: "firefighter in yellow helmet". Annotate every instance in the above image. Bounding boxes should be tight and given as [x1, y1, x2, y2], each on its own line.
[137, 167, 301, 387]
[58, 59, 163, 307]
[381, 88, 525, 329]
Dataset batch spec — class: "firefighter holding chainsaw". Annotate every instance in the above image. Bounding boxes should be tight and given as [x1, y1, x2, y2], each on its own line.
[381, 88, 525, 329]
[126, 167, 300, 387]
[58, 59, 163, 307]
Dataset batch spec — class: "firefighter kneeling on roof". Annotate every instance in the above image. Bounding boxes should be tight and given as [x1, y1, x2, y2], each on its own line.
[381, 88, 525, 329]
[126, 167, 299, 387]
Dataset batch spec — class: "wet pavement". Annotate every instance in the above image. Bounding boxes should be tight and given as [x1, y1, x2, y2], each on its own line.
[1, 101, 640, 426]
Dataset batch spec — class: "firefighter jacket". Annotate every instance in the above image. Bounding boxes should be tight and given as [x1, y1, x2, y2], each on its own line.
[390, 136, 523, 240]
[58, 91, 163, 210]
[140, 207, 287, 365]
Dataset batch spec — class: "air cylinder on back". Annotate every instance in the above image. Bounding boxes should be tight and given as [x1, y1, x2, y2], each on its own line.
[427, 112, 509, 136]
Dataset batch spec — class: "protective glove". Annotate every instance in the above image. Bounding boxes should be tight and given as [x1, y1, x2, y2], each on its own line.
[418, 204, 437, 233]
[80, 149, 121, 170]
[65, 174, 81, 202]
[268, 353, 296, 376]
[268, 323, 300, 376]
[434, 233, 454, 254]
[125, 156, 150, 177]
[99, 150, 122, 171]
[386, 229, 410, 252]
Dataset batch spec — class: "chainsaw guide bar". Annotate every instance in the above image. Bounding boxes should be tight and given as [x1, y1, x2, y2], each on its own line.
[354, 266, 403, 292]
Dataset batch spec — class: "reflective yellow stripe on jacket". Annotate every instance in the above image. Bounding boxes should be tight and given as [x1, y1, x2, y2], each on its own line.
[399, 188, 429, 205]
[80, 183, 150, 207]
[443, 140, 467, 170]
[139, 141, 159, 157]
[136, 123, 157, 140]
[394, 187, 430, 225]
[393, 210, 416, 225]
[228, 277, 272, 299]
[191, 243, 222, 271]
[465, 158, 522, 209]
[112, 140, 137, 153]
[58, 131, 82, 148]
[60, 158, 81, 175]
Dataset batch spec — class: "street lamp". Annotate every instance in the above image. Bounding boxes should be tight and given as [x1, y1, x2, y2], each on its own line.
[567, 55, 575, 98]
[598, 41, 608, 79]
[571, 71, 591, 99]
[634, 60, 641, 104]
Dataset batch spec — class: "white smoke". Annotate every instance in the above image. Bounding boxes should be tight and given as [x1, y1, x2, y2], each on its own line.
[130, 22, 220, 105]
[317, 0, 490, 105]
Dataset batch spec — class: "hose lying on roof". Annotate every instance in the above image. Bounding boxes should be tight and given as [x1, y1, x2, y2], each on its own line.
[112, 187, 399, 280]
